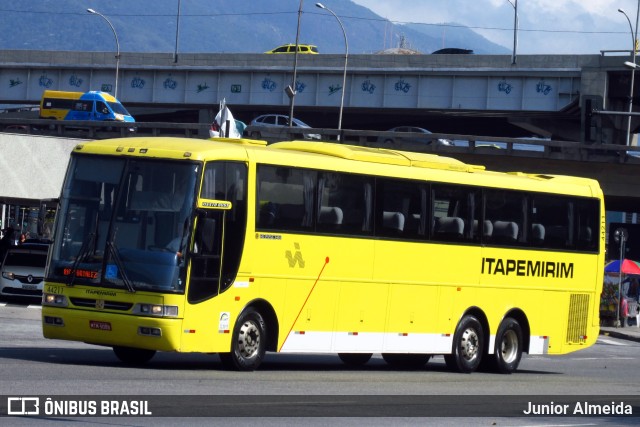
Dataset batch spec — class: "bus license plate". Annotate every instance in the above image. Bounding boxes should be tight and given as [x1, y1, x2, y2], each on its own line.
[89, 321, 112, 331]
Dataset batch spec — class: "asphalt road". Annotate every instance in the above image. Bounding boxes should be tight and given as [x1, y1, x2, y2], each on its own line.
[1, 299, 639, 426]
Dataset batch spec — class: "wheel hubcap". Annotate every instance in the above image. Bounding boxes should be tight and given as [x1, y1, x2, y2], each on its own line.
[500, 330, 518, 363]
[237, 320, 260, 359]
[460, 328, 479, 361]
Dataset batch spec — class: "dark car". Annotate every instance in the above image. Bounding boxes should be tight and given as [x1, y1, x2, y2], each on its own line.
[0, 243, 49, 300]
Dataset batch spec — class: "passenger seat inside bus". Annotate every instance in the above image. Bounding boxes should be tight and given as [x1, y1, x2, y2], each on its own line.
[319, 206, 343, 226]
[382, 211, 405, 233]
[433, 216, 464, 239]
[492, 220, 519, 244]
[531, 223, 545, 245]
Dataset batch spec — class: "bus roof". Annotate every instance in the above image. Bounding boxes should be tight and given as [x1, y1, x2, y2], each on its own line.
[72, 137, 602, 198]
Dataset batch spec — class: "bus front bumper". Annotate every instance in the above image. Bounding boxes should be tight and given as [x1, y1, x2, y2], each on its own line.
[42, 306, 183, 352]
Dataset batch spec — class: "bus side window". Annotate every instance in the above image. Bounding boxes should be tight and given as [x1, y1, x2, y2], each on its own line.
[431, 184, 477, 242]
[318, 172, 373, 235]
[97, 101, 110, 115]
[256, 165, 314, 231]
[375, 178, 424, 239]
[485, 189, 526, 246]
[531, 194, 572, 250]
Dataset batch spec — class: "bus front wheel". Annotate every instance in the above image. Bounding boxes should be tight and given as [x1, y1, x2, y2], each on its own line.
[112, 346, 156, 365]
[338, 353, 372, 366]
[444, 315, 483, 373]
[219, 308, 267, 371]
[490, 318, 523, 374]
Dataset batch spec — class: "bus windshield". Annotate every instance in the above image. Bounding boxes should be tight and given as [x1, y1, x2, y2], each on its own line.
[48, 155, 199, 293]
[108, 101, 131, 116]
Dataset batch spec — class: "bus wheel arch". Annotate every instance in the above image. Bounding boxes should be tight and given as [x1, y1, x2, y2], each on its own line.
[246, 299, 279, 352]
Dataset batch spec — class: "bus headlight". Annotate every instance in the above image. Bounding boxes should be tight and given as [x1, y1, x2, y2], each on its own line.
[43, 293, 68, 307]
[133, 303, 179, 317]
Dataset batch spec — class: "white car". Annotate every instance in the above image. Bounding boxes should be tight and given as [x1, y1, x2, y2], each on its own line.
[248, 114, 320, 140]
[0, 244, 49, 300]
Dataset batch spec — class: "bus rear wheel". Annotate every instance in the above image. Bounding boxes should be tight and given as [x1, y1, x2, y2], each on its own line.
[444, 315, 484, 373]
[219, 308, 266, 371]
[382, 353, 431, 369]
[489, 318, 523, 374]
[112, 346, 156, 365]
[338, 353, 372, 366]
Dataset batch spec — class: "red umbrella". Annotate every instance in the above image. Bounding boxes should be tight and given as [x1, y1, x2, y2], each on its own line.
[604, 259, 640, 275]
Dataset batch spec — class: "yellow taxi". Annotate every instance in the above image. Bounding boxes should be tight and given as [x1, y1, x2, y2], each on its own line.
[265, 44, 318, 54]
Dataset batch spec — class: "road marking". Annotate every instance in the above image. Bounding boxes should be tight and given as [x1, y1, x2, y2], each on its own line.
[597, 337, 629, 346]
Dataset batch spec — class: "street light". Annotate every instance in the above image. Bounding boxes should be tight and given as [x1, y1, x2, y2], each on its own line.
[288, 0, 304, 129]
[174, 0, 182, 63]
[87, 8, 120, 98]
[316, 3, 348, 136]
[619, 7, 639, 146]
[507, 0, 518, 65]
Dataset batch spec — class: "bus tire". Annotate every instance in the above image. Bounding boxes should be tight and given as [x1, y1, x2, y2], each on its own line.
[112, 346, 156, 365]
[338, 353, 372, 366]
[491, 318, 523, 374]
[219, 308, 266, 371]
[382, 353, 431, 369]
[444, 315, 483, 373]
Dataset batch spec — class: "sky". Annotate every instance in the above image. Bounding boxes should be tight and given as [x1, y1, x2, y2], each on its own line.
[351, 0, 639, 55]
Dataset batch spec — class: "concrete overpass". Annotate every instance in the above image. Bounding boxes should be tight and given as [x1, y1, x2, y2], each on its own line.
[0, 50, 636, 144]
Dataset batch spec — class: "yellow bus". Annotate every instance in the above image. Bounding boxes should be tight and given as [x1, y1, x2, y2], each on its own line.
[42, 137, 604, 373]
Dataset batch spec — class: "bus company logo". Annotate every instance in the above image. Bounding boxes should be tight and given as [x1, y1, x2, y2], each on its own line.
[7, 397, 40, 415]
[481, 257, 574, 278]
[285, 243, 305, 268]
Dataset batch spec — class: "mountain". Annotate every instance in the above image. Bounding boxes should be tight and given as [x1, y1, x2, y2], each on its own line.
[0, 0, 509, 55]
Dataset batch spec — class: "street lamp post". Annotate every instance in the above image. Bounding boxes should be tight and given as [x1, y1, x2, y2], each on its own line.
[619, 6, 640, 146]
[87, 8, 120, 98]
[316, 3, 348, 135]
[507, 0, 518, 65]
[288, 0, 304, 129]
[174, 0, 182, 63]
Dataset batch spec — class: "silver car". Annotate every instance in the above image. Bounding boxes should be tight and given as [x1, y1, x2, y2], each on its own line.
[378, 126, 453, 146]
[248, 114, 320, 140]
[0, 244, 49, 300]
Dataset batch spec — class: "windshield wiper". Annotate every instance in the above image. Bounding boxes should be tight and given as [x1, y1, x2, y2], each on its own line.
[106, 240, 136, 293]
[68, 232, 95, 287]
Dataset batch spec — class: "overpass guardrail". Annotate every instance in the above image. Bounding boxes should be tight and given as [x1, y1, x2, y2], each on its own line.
[2, 117, 640, 165]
